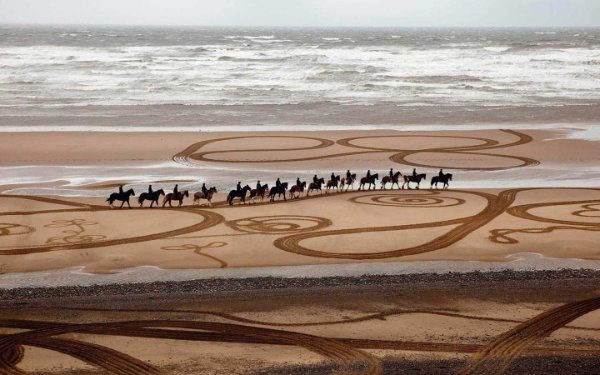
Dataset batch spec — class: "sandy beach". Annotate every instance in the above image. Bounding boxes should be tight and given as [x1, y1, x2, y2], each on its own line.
[1, 125, 600, 373]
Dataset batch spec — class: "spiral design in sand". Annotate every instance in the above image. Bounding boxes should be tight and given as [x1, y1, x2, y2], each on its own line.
[350, 193, 466, 208]
[226, 215, 332, 234]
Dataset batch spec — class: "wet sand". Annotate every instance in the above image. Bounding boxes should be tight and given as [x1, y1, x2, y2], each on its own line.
[1, 127, 600, 374]
[1, 270, 599, 374]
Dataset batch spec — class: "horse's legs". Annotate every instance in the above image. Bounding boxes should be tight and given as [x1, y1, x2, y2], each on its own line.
[120, 200, 125, 208]
[126, 199, 131, 209]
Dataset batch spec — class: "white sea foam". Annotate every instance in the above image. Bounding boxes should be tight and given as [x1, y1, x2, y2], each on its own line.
[1, 26, 599, 109]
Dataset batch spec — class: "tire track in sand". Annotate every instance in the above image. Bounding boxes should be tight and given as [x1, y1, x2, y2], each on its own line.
[460, 296, 600, 375]
[0, 319, 382, 375]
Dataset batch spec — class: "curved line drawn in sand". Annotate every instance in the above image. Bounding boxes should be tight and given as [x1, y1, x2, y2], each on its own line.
[349, 191, 466, 208]
[274, 189, 516, 260]
[0, 319, 382, 375]
[573, 203, 600, 218]
[489, 198, 600, 244]
[225, 215, 332, 234]
[161, 242, 228, 268]
[0, 196, 226, 256]
[173, 130, 540, 171]
[44, 219, 106, 245]
[0, 223, 34, 237]
[461, 296, 600, 375]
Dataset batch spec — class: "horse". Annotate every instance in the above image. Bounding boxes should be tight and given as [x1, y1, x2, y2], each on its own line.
[289, 181, 306, 199]
[402, 173, 427, 190]
[326, 175, 340, 193]
[107, 188, 135, 209]
[307, 178, 325, 196]
[340, 174, 356, 191]
[249, 184, 269, 204]
[269, 182, 288, 202]
[227, 185, 251, 205]
[138, 189, 165, 208]
[163, 190, 189, 207]
[381, 171, 402, 190]
[193, 187, 218, 206]
[431, 173, 452, 190]
[359, 173, 379, 190]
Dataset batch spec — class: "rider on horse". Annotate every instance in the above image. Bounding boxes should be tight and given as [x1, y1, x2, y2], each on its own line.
[366, 170, 371, 180]
[148, 185, 153, 195]
[236, 181, 242, 191]
[346, 170, 352, 181]
[119, 185, 124, 195]
[389, 168, 394, 178]
[313, 175, 319, 185]
[330, 173, 336, 183]
[201, 183, 208, 196]
[412, 168, 417, 179]
[276, 178, 281, 188]
[173, 184, 179, 199]
[256, 180, 261, 192]
[439, 169, 444, 178]
[296, 177, 302, 187]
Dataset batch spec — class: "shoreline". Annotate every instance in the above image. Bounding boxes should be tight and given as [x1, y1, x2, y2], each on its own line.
[2, 252, 600, 290]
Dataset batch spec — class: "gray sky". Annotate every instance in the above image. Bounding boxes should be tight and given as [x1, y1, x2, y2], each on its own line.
[0, 0, 598, 27]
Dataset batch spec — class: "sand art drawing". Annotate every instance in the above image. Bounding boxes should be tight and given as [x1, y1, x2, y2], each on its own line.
[173, 130, 540, 171]
[0, 223, 33, 237]
[161, 242, 228, 268]
[489, 199, 600, 245]
[1, 189, 599, 264]
[44, 219, 106, 245]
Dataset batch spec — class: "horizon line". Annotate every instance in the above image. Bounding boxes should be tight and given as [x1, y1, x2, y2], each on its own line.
[1, 22, 599, 29]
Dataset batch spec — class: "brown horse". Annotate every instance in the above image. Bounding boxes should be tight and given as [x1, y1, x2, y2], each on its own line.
[326, 175, 340, 193]
[249, 183, 269, 204]
[307, 178, 324, 196]
[289, 181, 306, 199]
[163, 190, 189, 207]
[359, 173, 378, 190]
[193, 187, 217, 207]
[340, 174, 356, 191]
[402, 173, 427, 190]
[381, 171, 402, 190]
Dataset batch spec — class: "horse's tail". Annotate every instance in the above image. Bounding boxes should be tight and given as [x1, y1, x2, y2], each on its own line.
[227, 192, 234, 205]
[138, 194, 145, 205]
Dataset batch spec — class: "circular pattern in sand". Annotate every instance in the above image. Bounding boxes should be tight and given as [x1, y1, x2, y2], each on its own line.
[350, 193, 465, 208]
[226, 215, 332, 234]
[173, 130, 540, 171]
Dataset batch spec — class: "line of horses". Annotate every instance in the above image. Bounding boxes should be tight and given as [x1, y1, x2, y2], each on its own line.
[106, 171, 452, 208]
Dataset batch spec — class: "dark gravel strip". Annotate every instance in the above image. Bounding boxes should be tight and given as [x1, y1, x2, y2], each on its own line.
[2, 268, 600, 301]
[252, 355, 600, 375]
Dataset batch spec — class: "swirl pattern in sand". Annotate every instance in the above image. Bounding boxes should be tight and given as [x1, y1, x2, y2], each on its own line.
[226, 215, 332, 234]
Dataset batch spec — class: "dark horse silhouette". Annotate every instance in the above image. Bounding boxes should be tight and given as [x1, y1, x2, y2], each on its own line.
[431, 173, 453, 190]
[107, 188, 135, 209]
[289, 181, 306, 199]
[359, 173, 379, 190]
[402, 173, 427, 190]
[381, 171, 402, 190]
[249, 183, 269, 204]
[163, 190, 189, 207]
[269, 182, 288, 202]
[138, 189, 165, 208]
[326, 175, 340, 193]
[228, 185, 251, 205]
[340, 174, 356, 191]
[307, 178, 324, 196]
